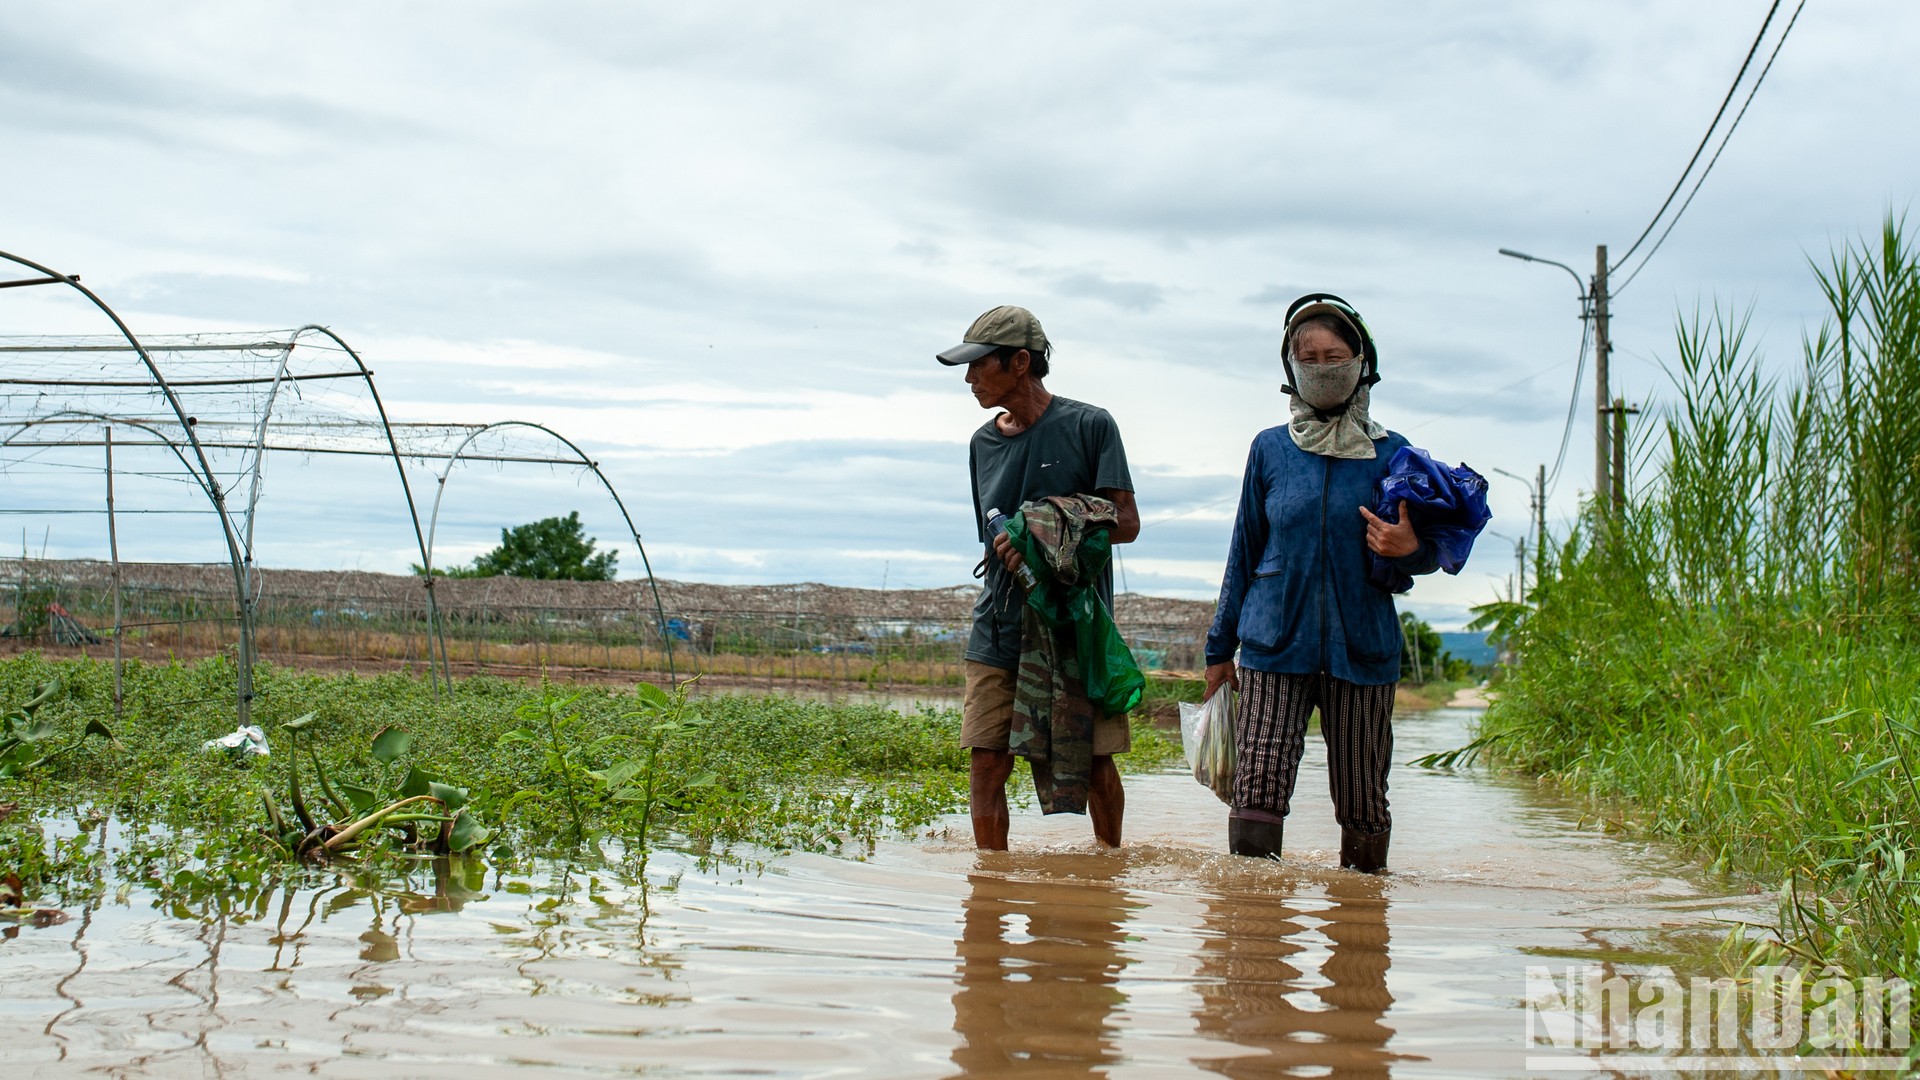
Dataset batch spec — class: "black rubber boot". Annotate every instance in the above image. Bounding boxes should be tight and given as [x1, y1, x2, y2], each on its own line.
[1340, 827, 1390, 874]
[1228, 817, 1285, 860]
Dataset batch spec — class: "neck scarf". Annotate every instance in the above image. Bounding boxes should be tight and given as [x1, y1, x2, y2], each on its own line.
[1287, 381, 1386, 459]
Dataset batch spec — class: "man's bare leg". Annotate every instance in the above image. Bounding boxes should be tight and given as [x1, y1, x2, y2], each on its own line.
[969, 747, 1015, 850]
[1089, 754, 1124, 847]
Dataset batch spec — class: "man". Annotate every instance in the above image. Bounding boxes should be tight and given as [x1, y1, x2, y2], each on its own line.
[937, 305, 1140, 850]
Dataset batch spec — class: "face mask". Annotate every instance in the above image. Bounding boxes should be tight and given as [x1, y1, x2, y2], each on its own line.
[1293, 358, 1363, 411]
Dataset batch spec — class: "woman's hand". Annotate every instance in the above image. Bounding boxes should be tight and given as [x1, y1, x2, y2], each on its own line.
[1203, 661, 1239, 702]
[1360, 499, 1420, 558]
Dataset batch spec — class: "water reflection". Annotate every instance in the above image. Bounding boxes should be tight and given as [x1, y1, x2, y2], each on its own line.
[947, 857, 1136, 1077]
[3, 710, 1772, 1077]
[1192, 872, 1401, 1078]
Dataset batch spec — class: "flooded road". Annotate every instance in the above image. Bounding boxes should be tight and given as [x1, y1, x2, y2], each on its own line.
[2, 704, 1768, 1077]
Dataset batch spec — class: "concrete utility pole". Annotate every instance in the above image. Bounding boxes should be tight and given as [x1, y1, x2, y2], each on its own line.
[1611, 398, 1640, 511]
[1592, 245, 1613, 508]
[1492, 464, 1547, 597]
[1535, 463, 1547, 562]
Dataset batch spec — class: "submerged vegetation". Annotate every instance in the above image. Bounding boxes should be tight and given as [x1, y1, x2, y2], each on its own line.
[0, 652, 1180, 912]
[1479, 217, 1920, 993]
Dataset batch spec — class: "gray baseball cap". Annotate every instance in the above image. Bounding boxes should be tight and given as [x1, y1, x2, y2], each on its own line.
[936, 305, 1050, 366]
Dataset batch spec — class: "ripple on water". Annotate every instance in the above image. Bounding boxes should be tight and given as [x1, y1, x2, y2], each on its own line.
[1, 706, 1772, 1077]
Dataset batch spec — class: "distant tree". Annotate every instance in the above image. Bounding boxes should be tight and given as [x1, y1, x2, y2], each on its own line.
[1399, 612, 1467, 683]
[413, 512, 618, 581]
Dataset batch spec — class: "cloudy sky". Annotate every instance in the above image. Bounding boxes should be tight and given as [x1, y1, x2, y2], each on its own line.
[3, 1, 1915, 629]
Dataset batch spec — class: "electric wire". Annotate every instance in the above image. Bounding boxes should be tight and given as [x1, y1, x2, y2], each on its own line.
[1136, 492, 1238, 533]
[1610, 0, 1782, 272]
[1543, 319, 1595, 499]
[1612, 0, 1807, 296]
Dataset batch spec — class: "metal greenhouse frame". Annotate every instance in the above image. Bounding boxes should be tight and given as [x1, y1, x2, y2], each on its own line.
[1, 248, 676, 726]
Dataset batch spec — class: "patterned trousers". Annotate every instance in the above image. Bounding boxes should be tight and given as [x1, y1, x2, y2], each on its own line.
[1232, 669, 1395, 835]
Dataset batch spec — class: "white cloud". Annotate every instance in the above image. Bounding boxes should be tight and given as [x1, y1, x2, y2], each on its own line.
[2, 0, 1915, 632]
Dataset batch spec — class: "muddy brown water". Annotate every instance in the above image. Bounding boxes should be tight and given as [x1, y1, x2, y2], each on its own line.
[3, 703, 1768, 1078]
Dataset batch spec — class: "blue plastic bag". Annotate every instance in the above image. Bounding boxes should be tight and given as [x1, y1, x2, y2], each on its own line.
[1369, 446, 1492, 594]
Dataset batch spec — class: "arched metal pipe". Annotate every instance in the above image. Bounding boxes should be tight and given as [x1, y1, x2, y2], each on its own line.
[422, 420, 676, 687]
[1, 409, 224, 706]
[2, 409, 205, 482]
[287, 326, 447, 692]
[0, 249, 259, 726]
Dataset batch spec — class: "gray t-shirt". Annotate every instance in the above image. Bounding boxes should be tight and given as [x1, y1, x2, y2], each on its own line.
[966, 396, 1134, 669]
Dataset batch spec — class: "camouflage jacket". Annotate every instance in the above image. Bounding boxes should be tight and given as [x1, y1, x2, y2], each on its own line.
[1004, 494, 1144, 815]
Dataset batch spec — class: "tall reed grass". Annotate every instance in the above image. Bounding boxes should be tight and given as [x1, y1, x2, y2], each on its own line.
[1482, 216, 1920, 989]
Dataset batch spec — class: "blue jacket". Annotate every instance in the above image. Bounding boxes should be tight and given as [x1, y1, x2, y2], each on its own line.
[1205, 426, 1439, 684]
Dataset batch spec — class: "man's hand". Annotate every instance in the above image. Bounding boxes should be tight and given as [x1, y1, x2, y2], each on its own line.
[1360, 499, 1419, 558]
[992, 531, 1028, 575]
[1203, 661, 1239, 702]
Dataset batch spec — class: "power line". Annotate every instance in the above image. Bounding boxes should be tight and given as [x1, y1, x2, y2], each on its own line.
[1137, 492, 1238, 533]
[1543, 319, 1594, 498]
[1613, 0, 1807, 296]
[1610, 0, 1782, 272]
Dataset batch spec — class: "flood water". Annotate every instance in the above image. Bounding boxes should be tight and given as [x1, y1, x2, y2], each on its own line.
[3, 703, 1771, 1078]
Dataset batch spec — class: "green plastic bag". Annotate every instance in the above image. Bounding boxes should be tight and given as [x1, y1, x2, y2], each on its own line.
[1005, 510, 1145, 715]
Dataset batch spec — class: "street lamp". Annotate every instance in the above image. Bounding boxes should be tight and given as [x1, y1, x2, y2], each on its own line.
[1498, 248, 1587, 304]
[1488, 464, 1544, 597]
[1500, 246, 1614, 506]
[1483, 529, 1527, 603]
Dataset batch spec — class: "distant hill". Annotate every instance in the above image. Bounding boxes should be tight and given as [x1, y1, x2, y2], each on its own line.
[1438, 631, 1498, 666]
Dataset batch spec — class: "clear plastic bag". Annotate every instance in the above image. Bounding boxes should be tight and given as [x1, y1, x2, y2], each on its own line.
[1179, 689, 1236, 804]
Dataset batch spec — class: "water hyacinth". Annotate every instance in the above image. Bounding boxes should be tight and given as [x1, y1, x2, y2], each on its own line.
[0, 654, 1180, 909]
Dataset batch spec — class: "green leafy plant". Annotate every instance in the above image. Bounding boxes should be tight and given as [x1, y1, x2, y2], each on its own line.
[267, 714, 494, 862]
[499, 688, 623, 842]
[0, 679, 115, 778]
[590, 681, 716, 876]
[1478, 215, 1920, 995]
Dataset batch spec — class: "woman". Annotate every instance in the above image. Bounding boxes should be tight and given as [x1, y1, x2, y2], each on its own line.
[1203, 293, 1438, 873]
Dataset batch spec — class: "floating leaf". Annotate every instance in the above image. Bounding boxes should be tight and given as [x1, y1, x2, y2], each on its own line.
[447, 810, 491, 852]
[428, 781, 469, 812]
[340, 784, 380, 816]
[400, 766, 438, 800]
[21, 680, 60, 712]
[370, 726, 413, 765]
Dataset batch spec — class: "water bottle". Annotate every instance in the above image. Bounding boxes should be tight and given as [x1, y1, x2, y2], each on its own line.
[984, 507, 1040, 592]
